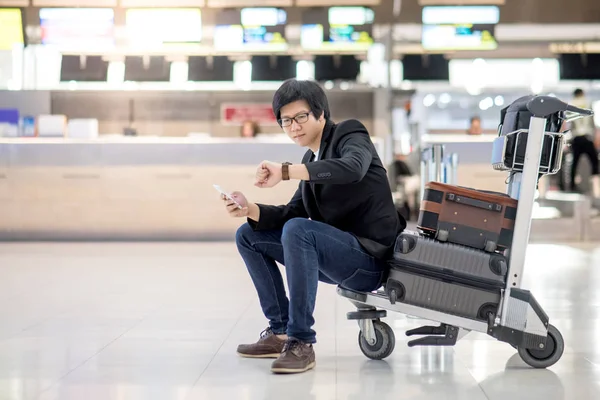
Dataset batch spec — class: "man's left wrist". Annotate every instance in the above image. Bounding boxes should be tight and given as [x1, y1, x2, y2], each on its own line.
[282, 162, 292, 180]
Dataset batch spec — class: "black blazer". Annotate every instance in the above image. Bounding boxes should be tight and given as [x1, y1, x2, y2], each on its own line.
[248, 119, 406, 260]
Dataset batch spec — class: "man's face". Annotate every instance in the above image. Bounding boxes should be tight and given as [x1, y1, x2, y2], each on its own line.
[279, 100, 324, 149]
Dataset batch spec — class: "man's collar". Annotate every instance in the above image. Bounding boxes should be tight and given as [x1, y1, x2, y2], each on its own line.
[310, 120, 334, 155]
[320, 119, 334, 146]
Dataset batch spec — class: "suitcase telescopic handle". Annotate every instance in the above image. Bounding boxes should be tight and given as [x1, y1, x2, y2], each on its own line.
[446, 193, 503, 212]
[527, 96, 594, 119]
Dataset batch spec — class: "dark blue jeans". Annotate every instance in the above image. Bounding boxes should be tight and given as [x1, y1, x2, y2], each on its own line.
[235, 217, 387, 344]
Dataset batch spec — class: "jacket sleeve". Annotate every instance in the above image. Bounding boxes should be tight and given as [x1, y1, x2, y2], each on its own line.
[305, 124, 373, 185]
[247, 183, 308, 231]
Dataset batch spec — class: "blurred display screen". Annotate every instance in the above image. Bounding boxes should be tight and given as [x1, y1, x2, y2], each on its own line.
[126, 8, 202, 48]
[301, 7, 374, 51]
[60, 55, 108, 82]
[124, 56, 171, 82]
[188, 56, 234, 82]
[251, 56, 295, 81]
[39, 8, 115, 50]
[328, 6, 374, 25]
[214, 8, 286, 51]
[314, 55, 360, 81]
[0, 8, 24, 50]
[421, 6, 499, 51]
[559, 53, 600, 80]
[241, 7, 286, 26]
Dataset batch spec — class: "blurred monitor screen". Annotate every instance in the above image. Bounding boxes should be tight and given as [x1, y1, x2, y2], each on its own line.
[301, 6, 374, 51]
[60, 55, 108, 82]
[241, 7, 286, 26]
[328, 6, 374, 25]
[126, 8, 202, 48]
[39, 8, 115, 50]
[124, 56, 171, 82]
[0, 8, 24, 50]
[214, 7, 286, 52]
[188, 56, 234, 81]
[251, 56, 296, 81]
[402, 54, 449, 81]
[421, 6, 499, 51]
[314, 55, 360, 81]
[559, 53, 600, 80]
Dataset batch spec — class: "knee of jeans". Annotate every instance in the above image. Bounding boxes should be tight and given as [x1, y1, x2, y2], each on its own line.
[235, 222, 254, 248]
[281, 218, 310, 243]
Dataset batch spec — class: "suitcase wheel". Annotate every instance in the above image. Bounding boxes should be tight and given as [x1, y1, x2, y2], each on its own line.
[399, 235, 417, 254]
[518, 324, 564, 369]
[385, 279, 406, 304]
[489, 256, 509, 277]
[358, 321, 396, 360]
[436, 229, 449, 242]
[484, 240, 498, 253]
[477, 303, 498, 321]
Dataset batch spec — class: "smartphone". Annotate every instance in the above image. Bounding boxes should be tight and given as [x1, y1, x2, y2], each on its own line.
[213, 184, 242, 209]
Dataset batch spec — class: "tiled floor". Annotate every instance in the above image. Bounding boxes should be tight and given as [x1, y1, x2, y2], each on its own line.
[0, 241, 599, 400]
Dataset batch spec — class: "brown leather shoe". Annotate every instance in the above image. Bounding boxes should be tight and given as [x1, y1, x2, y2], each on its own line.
[271, 339, 316, 374]
[237, 327, 287, 358]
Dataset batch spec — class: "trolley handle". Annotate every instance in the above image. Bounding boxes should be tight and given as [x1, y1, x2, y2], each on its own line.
[527, 96, 594, 119]
[565, 104, 594, 116]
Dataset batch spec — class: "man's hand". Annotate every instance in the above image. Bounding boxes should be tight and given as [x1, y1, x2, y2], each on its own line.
[221, 191, 260, 221]
[255, 161, 283, 188]
[222, 191, 249, 218]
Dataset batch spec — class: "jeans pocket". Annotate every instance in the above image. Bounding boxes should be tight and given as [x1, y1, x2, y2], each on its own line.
[341, 268, 384, 292]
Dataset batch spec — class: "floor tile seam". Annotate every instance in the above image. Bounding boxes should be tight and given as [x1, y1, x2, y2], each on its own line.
[184, 296, 257, 400]
[452, 348, 492, 400]
[0, 299, 98, 343]
[33, 298, 171, 400]
[583, 357, 599, 368]
[1, 280, 134, 342]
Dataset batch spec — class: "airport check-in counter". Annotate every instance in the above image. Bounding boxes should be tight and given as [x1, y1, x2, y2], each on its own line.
[0, 136, 307, 240]
[0, 136, 385, 241]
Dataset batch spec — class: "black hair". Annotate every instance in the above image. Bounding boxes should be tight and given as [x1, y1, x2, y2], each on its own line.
[272, 79, 331, 125]
[470, 115, 481, 123]
[573, 88, 584, 97]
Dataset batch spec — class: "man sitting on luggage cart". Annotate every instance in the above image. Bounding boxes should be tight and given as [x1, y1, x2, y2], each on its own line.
[221, 79, 406, 374]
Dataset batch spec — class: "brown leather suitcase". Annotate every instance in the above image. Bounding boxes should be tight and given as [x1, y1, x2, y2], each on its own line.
[417, 182, 518, 252]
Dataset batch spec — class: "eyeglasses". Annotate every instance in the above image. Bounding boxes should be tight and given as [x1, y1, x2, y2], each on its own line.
[279, 112, 311, 128]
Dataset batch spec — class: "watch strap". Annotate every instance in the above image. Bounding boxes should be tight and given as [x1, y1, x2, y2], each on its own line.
[282, 162, 292, 180]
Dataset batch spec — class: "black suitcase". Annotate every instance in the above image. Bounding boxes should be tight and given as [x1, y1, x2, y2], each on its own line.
[385, 231, 508, 321]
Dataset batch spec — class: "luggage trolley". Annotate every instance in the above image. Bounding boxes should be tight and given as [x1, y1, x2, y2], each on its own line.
[337, 95, 594, 368]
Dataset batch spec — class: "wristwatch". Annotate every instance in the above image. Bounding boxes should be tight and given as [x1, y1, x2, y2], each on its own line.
[282, 162, 292, 180]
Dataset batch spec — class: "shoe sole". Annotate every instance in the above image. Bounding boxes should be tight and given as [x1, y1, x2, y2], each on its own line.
[271, 361, 316, 374]
[237, 352, 281, 359]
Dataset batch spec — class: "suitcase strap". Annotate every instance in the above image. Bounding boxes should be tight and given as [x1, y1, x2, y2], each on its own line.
[446, 193, 503, 212]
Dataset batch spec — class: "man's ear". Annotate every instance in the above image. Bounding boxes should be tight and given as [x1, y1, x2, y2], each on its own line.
[318, 111, 325, 122]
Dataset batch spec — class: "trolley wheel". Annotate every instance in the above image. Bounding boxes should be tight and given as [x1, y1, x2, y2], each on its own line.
[518, 324, 564, 369]
[358, 321, 396, 360]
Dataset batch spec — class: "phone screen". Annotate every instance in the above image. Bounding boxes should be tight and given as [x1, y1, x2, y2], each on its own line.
[213, 184, 242, 209]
